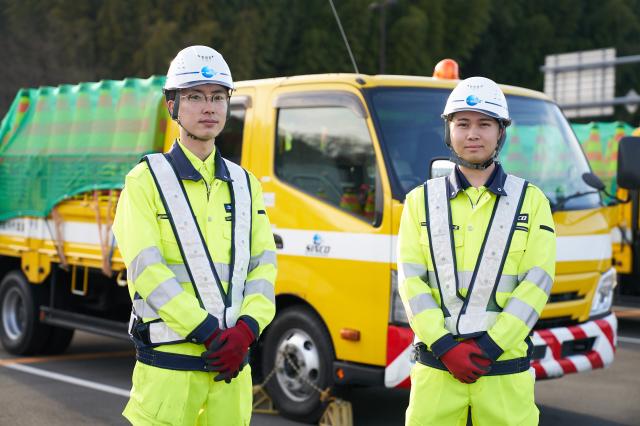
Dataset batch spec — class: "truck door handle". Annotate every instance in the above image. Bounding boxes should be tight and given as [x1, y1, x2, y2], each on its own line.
[273, 233, 283, 249]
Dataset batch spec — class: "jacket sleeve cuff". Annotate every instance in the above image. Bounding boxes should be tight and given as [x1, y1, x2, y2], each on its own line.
[476, 332, 504, 361]
[238, 315, 259, 340]
[186, 314, 219, 344]
[430, 334, 459, 358]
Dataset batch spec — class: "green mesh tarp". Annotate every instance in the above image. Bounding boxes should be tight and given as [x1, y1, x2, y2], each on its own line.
[0, 76, 168, 220]
[571, 121, 636, 193]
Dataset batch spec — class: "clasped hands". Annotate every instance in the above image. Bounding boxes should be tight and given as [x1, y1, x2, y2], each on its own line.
[201, 319, 255, 384]
[440, 339, 492, 384]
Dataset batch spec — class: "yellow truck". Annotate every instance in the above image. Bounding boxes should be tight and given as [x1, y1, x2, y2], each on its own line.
[570, 122, 640, 305]
[0, 71, 634, 421]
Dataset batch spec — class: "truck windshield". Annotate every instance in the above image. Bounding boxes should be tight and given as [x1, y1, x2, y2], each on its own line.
[367, 87, 600, 211]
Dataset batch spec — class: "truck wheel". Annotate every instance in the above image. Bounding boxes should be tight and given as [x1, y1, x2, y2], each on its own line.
[41, 326, 74, 355]
[262, 306, 334, 423]
[0, 271, 51, 355]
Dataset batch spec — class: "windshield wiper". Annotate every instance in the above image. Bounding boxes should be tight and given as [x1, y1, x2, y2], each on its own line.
[551, 190, 599, 212]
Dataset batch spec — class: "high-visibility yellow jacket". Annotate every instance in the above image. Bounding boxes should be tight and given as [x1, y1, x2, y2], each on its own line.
[397, 164, 556, 361]
[113, 141, 277, 357]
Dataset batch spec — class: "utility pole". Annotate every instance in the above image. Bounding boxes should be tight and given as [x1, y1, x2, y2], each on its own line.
[369, 0, 397, 74]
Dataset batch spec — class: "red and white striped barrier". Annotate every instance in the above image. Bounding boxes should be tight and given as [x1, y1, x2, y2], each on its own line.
[384, 312, 617, 388]
[531, 312, 617, 379]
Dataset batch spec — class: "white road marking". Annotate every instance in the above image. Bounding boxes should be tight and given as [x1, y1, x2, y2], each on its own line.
[4, 363, 130, 397]
[618, 336, 640, 345]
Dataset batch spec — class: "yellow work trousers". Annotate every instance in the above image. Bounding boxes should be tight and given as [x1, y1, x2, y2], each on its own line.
[406, 363, 538, 426]
[123, 361, 252, 426]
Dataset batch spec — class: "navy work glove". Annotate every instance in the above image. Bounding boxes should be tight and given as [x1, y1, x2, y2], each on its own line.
[202, 320, 255, 383]
[440, 339, 492, 384]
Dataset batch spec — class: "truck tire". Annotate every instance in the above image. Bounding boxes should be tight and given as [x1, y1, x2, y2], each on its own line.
[41, 326, 74, 355]
[0, 270, 51, 355]
[261, 306, 334, 423]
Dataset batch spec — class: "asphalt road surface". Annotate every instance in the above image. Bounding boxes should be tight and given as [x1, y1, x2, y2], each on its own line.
[1, 316, 639, 426]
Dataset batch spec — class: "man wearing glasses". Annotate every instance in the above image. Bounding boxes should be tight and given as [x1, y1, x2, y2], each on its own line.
[113, 45, 277, 425]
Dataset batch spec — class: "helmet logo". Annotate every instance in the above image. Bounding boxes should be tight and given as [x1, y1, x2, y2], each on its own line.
[466, 95, 481, 106]
[201, 66, 215, 78]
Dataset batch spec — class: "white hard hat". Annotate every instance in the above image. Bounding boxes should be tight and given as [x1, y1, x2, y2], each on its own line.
[442, 76, 510, 124]
[164, 45, 233, 91]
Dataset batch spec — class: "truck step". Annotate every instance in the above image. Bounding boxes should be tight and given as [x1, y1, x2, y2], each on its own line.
[40, 306, 130, 340]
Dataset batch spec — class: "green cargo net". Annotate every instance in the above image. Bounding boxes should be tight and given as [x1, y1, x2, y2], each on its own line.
[0, 76, 168, 221]
[571, 121, 636, 194]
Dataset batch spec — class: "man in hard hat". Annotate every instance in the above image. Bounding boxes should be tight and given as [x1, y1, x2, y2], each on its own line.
[113, 45, 276, 425]
[397, 76, 556, 425]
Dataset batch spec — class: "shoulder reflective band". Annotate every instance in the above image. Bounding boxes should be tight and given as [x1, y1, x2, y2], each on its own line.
[425, 177, 462, 325]
[457, 175, 527, 335]
[221, 158, 252, 328]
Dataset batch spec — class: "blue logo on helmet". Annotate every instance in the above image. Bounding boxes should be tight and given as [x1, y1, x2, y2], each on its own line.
[466, 95, 481, 106]
[201, 66, 215, 78]
[313, 234, 322, 245]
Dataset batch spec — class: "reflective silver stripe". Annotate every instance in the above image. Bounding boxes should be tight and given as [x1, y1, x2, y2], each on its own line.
[168, 263, 230, 283]
[520, 267, 553, 295]
[146, 278, 184, 312]
[407, 293, 439, 319]
[497, 274, 518, 293]
[456, 271, 518, 293]
[399, 263, 428, 281]
[132, 299, 160, 320]
[224, 159, 252, 327]
[427, 177, 463, 330]
[244, 279, 275, 303]
[458, 175, 526, 335]
[129, 246, 164, 282]
[503, 298, 539, 329]
[427, 271, 437, 289]
[149, 322, 183, 343]
[249, 250, 277, 273]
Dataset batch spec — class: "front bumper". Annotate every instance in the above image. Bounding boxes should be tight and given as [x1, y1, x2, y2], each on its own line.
[531, 312, 617, 379]
[383, 312, 617, 388]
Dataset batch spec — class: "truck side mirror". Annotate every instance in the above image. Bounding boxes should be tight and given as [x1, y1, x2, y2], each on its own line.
[430, 158, 455, 179]
[582, 172, 605, 191]
[617, 136, 640, 189]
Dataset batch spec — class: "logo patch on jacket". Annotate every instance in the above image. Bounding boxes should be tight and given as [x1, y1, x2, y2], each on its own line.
[517, 214, 529, 223]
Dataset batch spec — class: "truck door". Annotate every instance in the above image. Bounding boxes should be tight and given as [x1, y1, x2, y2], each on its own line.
[257, 86, 393, 367]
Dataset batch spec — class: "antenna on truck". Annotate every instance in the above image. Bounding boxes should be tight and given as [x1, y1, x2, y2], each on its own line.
[327, 0, 360, 74]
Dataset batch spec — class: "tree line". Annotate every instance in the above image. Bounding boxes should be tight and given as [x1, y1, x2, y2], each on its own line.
[1, 0, 639, 122]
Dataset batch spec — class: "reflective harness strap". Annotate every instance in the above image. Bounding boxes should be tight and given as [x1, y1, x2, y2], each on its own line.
[146, 153, 226, 324]
[221, 159, 252, 328]
[425, 177, 462, 325]
[413, 342, 532, 376]
[133, 153, 251, 346]
[457, 175, 527, 335]
[425, 175, 527, 336]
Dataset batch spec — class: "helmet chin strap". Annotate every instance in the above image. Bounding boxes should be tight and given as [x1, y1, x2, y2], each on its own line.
[444, 119, 507, 170]
[449, 148, 496, 170]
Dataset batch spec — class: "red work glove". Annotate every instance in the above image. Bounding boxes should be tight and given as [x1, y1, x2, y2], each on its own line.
[440, 339, 492, 384]
[203, 320, 255, 383]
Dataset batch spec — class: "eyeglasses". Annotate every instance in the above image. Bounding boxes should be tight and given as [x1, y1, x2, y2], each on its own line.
[180, 93, 228, 105]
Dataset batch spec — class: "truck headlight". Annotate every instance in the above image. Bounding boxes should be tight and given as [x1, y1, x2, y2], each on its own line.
[590, 267, 616, 317]
[390, 269, 409, 326]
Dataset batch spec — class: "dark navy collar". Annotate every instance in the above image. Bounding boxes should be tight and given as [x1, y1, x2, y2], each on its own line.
[165, 141, 232, 182]
[447, 163, 508, 199]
